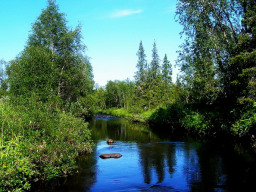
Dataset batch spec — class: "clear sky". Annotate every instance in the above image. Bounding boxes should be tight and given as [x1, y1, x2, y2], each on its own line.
[0, 0, 183, 86]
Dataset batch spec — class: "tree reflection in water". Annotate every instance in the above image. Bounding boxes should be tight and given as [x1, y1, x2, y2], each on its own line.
[38, 115, 256, 191]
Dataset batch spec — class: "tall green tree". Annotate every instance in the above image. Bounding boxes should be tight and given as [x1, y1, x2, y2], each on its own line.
[161, 54, 173, 103]
[176, 0, 256, 136]
[162, 54, 172, 85]
[8, 46, 55, 100]
[8, 0, 93, 103]
[176, 0, 242, 104]
[135, 41, 149, 108]
[149, 41, 161, 79]
[229, 0, 256, 104]
[135, 41, 147, 83]
[147, 41, 161, 107]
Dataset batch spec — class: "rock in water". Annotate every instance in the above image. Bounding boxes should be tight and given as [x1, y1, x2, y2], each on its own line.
[99, 153, 122, 159]
[107, 139, 114, 144]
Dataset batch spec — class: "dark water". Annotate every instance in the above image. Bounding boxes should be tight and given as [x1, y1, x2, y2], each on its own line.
[43, 115, 256, 192]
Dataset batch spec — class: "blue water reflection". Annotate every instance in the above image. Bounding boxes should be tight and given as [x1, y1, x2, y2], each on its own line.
[44, 116, 256, 192]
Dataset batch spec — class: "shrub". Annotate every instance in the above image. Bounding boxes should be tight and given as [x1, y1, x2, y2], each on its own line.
[0, 97, 93, 191]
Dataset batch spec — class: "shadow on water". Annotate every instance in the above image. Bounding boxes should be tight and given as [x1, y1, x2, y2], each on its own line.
[35, 114, 256, 192]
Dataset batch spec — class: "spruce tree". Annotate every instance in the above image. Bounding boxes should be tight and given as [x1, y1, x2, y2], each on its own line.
[135, 41, 147, 83]
[162, 54, 172, 85]
[135, 41, 149, 108]
[161, 54, 172, 103]
[150, 41, 160, 79]
[147, 41, 161, 108]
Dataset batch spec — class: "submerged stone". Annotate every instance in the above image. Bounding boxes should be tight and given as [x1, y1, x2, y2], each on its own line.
[107, 139, 114, 144]
[99, 153, 122, 159]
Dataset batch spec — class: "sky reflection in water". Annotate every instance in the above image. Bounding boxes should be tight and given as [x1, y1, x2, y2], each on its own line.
[49, 116, 256, 192]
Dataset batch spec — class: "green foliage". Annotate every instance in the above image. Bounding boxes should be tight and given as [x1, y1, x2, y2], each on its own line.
[68, 93, 96, 119]
[0, 137, 36, 192]
[96, 1, 256, 144]
[173, 0, 256, 140]
[231, 112, 256, 137]
[0, 60, 8, 95]
[7, 0, 94, 105]
[101, 108, 156, 123]
[149, 104, 184, 128]
[231, 101, 256, 137]
[135, 41, 147, 83]
[2, 1, 95, 191]
[7, 46, 55, 100]
[133, 41, 175, 109]
[181, 111, 213, 135]
[0, 97, 93, 191]
[105, 80, 135, 109]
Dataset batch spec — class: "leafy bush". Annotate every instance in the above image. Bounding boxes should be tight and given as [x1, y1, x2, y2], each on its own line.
[0, 137, 36, 192]
[149, 103, 185, 128]
[181, 111, 213, 135]
[0, 97, 93, 191]
[231, 103, 256, 137]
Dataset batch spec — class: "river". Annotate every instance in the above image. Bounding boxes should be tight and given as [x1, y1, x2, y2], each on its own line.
[38, 115, 256, 191]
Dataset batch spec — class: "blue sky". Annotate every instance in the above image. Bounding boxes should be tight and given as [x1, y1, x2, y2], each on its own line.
[0, 0, 183, 86]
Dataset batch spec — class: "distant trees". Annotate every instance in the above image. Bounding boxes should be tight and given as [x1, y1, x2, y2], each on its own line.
[102, 80, 135, 109]
[7, 0, 94, 103]
[134, 41, 173, 109]
[98, 40, 174, 111]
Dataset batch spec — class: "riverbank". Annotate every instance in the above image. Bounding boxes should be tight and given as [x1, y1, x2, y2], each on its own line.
[0, 97, 93, 192]
[39, 113, 256, 192]
[100, 108, 155, 123]
[101, 105, 256, 148]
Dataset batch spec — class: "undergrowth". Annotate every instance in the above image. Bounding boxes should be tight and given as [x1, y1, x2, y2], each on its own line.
[0, 96, 93, 191]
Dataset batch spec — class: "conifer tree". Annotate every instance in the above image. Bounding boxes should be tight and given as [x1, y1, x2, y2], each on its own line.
[162, 54, 172, 85]
[135, 41, 147, 83]
[161, 54, 172, 103]
[147, 41, 161, 107]
[135, 41, 149, 108]
[150, 41, 161, 79]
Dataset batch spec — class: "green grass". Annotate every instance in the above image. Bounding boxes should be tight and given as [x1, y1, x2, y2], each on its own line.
[100, 108, 156, 123]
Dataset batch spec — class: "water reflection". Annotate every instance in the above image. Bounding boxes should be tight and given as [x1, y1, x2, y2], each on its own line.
[90, 118, 160, 143]
[38, 115, 256, 191]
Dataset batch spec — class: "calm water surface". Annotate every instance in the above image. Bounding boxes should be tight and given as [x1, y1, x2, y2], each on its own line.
[47, 115, 256, 192]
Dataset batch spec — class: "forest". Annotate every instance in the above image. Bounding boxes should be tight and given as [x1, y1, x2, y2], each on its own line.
[0, 0, 255, 191]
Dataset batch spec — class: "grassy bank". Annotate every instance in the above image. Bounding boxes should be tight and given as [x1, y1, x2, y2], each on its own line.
[0, 97, 93, 191]
[101, 102, 256, 144]
[100, 108, 156, 123]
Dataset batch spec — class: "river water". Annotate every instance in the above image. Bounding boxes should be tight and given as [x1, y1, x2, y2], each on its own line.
[43, 115, 256, 191]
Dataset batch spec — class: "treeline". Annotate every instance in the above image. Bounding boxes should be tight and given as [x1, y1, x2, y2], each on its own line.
[0, 1, 93, 191]
[96, 41, 175, 110]
[99, 0, 256, 142]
